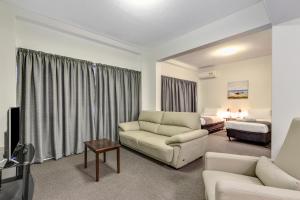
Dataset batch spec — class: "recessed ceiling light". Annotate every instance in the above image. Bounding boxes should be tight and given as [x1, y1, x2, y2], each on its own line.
[212, 46, 245, 57]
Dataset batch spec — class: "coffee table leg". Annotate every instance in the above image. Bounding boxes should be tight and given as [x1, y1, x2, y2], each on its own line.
[96, 152, 99, 181]
[103, 152, 106, 163]
[84, 144, 87, 168]
[117, 148, 120, 174]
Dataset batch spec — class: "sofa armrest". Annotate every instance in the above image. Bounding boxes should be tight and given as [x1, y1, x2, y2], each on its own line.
[119, 121, 140, 131]
[205, 152, 259, 176]
[216, 181, 300, 200]
[165, 129, 208, 145]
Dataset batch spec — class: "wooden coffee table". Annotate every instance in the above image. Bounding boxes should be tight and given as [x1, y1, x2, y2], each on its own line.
[84, 139, 121, 181]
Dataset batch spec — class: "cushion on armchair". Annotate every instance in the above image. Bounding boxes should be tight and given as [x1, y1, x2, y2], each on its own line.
[256, 156, 300, 191]
[274, 118, 300, 180]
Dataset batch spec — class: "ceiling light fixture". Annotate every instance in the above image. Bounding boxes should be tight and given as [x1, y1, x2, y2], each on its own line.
[212, 46, 245, 57]
[121, 0, 161, 8]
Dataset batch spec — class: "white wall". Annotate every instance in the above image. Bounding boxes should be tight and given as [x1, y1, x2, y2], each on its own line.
[0, 3, 16, 148]
[272, 18, 300, 158]
[199, 56, 272, 113]
[16, 20, 142, 70]
[141, 54, 157, 110]
[156, 62, 201, 112]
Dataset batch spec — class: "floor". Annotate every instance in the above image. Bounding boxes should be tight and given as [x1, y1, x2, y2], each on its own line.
[31, 132, 271, 200]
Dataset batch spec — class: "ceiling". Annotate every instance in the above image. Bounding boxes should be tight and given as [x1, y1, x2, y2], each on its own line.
[264, 0, 300, 25]
[6, 0, 262, 47]
[172, 29, 272, 68]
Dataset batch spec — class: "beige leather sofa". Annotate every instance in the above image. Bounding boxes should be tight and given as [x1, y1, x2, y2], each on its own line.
[119, 111, 208, 168]
[203, 118, 300, 200]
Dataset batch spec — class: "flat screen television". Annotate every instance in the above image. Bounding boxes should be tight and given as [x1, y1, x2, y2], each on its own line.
[4, 107, 20, 160]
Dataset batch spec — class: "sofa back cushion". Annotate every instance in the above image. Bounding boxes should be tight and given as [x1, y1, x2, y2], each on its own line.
[138, 111, 164, 124]
[256, 156, 300, 191]
[139, 121, 160, 133]
[161, 112, 200, 130]
[157, 125, 192, 137]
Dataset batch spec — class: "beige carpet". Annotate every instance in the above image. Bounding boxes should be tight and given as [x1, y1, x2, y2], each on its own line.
[31, 133, 271, 200]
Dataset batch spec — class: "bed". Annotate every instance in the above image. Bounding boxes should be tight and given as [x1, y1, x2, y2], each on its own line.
[201, 108, 225, 133]
[225, 109, 272, 145]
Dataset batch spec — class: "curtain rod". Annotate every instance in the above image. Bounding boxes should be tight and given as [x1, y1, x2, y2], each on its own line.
[17, 48, 141, 73]
[161, 75, 197, 84]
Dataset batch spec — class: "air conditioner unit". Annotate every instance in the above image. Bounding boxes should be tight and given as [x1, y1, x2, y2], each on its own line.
[199, 71, 217, 79]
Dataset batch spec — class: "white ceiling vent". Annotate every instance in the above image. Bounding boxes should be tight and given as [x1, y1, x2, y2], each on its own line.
[199, 71, 217, 79]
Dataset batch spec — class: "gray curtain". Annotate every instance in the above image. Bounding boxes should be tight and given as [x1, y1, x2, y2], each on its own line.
[17, 48, 141, 162]
[94, 64, 141, 141]
[161, 76, 197, 112]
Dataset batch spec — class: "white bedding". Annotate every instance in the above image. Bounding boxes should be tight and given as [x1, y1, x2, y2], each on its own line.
[225, 119, 271, 133]
[201, 115, 224, 125]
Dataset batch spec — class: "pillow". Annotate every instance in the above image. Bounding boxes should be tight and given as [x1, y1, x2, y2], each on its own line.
[256, 156, 300, 191]
[202, 108, 220, 116]
[247, 109, 271, 119]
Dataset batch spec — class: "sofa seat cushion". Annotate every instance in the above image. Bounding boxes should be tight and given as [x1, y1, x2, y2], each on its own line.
[120, 131, 173, 163]
[203, 170, 263, 200]
[137, 134, 174, 163]
[119, 131, 152, 149]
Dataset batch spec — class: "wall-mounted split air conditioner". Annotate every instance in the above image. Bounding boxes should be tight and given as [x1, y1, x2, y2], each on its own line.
[199, 71, 217, 79]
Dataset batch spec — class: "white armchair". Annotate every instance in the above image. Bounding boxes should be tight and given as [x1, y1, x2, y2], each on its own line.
[203, 118, 300, 200]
